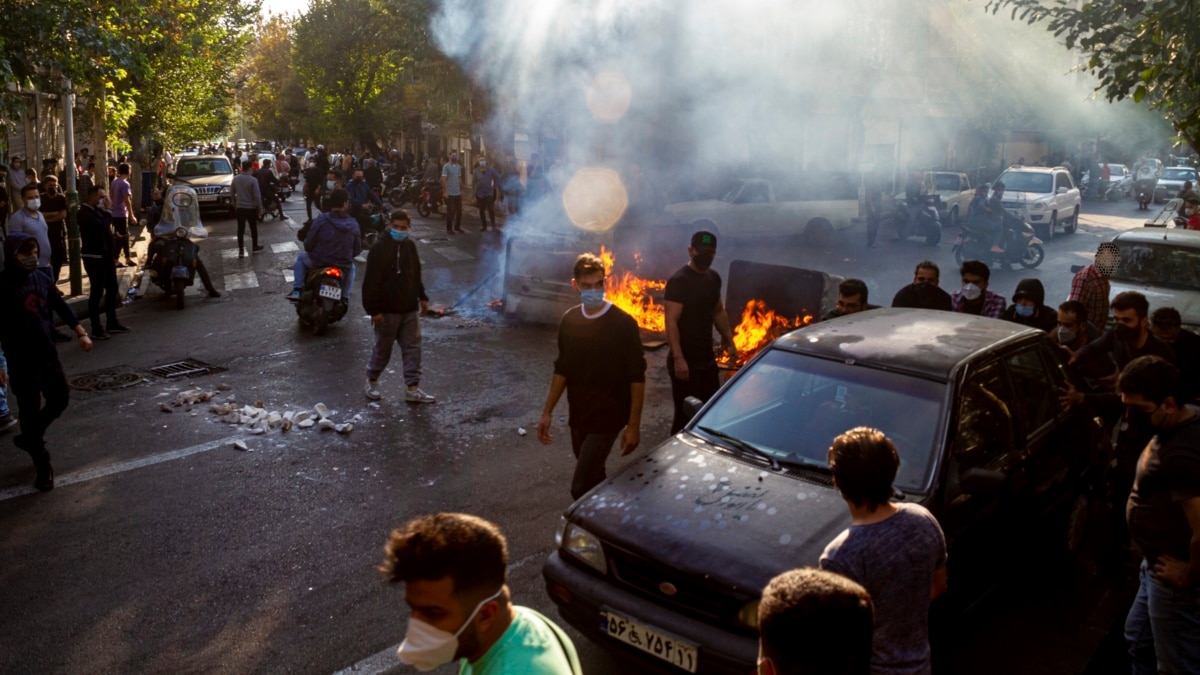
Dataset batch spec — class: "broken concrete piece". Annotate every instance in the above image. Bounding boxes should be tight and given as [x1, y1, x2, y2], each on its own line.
[298, 419, 315, 429]
[233, 440, 249, 451]
[247, 427, 267, 435]
[314, 403, 331, 420]
[336, 423, 353, 435]
[517, 427, 527, 436]
[216, 383, 231, 391]
[160, 403, 173, 413]
[293, 411, 311, 423]
[318, 418, 336, 431]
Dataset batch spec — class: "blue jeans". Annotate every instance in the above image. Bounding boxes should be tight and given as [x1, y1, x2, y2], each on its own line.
[0, 347, 9, 417]
[1126, 559, 1200, 674]
[293, 251, 354, 299]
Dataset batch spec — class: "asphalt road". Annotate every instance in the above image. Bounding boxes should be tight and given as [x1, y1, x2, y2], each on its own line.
[0, 193, 1153, 674]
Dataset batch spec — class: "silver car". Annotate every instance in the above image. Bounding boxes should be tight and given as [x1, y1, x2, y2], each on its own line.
[1109, 228, 1200, 332]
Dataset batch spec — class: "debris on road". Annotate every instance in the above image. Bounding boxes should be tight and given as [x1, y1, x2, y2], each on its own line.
[233, 440, 249, 451]
[517, 427, 527, 436]
[159, 389, 359, 437]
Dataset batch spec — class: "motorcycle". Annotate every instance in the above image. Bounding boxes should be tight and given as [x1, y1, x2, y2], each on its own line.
[1105, 175, 1133, 202]
[953, 214, 1044, 269]
[890, 194, 942, 246]
[388, 176, 422, 208]
[294, 265, 349, 335]
[416, 180, 443, 217]
[146, 186, 209, 309]
[1134, 178, 1156, 210]
[359, 202, 391, 249]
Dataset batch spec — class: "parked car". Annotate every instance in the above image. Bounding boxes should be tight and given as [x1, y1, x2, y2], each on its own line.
[888, 171, 973, 227]
[994, 165, 1081, 240]
[168, 155, 235, 215]
[1153, 166, 1199, 203]
[1108, 228, 1200, 333]
[664, 175, 860, 246]
[543, 308, 1101, 674]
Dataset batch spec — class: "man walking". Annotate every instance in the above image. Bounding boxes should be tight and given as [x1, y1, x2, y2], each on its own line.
[1117, 357, 1200, 675]
[537, 252, 646, 499]
[231, 159, 265, 257]
[380, 513, 581, 674]
[820, 427, 948, 675]
[442, 150, 464, 234]
[664, 231, 736, 433]
[109, 163, 136, 267]
[78, 186, 131, 339]
[472, 156, 501, 231]
[362, 210, 435, 404]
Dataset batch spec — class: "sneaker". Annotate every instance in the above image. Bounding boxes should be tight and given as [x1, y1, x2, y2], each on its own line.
[287, 289, 301, 301]
[405, 388, 436, 404]
[252, 245, 265, 253]
[90, 330, 111, 340]
[106, 323, 132, 334]
[365, 380, 382, 401]
[0, 414, 17, 434]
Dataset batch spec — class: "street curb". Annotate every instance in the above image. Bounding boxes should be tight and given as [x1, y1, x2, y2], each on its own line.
[60, 225, 151, 327]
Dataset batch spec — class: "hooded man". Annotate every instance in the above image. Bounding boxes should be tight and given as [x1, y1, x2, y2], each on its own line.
[1001, 278, 1057, 331]
[289, 188, 362, 301]
[0, 233, 93, 491]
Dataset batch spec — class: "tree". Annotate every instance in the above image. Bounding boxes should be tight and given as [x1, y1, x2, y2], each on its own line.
[987, 0, 1200, 154]
[237, 14, 308, 142]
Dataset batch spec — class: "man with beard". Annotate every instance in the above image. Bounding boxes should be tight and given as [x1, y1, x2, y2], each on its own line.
[1070, 242, 1119, 329]
[1150, 307, 1200, 402]
[950, 260, 1006, 319]
[1054, 300, 1102, 356]
[890, 260, 952, 311]
[380, 513, 581, 674]
[37, 175, 68, 282]
[664, 231, 737, 434]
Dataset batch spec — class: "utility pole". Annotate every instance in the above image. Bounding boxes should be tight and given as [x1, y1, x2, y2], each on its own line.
[63, 77, 82, 296]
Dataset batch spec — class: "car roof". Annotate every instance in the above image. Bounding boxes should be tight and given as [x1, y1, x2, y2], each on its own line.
[1115, 228, 1200, 248]
[179, 155, 231, 161]
[1002, 165, 1065, 173]
[771, 308, 1040, 381]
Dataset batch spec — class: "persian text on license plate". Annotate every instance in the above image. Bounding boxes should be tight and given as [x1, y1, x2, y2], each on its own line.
[318, 284, 342, 300]
[198, 195, 218, 202]
[600, 610, 697, 673]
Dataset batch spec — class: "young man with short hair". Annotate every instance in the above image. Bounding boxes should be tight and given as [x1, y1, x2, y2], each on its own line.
[758, 567, 874, 675]
[1055, 300, 1102, 354]
[380, 513, 580, 674]
[820, 427, 947, 675]
[891, 260, 952, 311]
[231, 159, 265, 256]
[825, 278, 876, 320]
[950, 259, 1006, 318]
[538, 253, 646, 499]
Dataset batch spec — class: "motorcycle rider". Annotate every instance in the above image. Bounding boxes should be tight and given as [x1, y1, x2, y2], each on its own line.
[964, 184, 1003, 254]
[987, 181, 1021, 254]
[346, 168, 382, 234]
[289, 188, 362, 302]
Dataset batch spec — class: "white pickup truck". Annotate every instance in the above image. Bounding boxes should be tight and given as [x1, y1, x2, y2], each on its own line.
[664, 176, 860, 245]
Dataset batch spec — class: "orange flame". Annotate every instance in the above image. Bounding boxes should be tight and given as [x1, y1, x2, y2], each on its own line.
[598, 246, 667, 332]
[724, 299, 814, 367]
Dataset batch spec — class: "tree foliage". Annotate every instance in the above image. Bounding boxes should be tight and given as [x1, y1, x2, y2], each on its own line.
[987, 0, 1200, 153]
[237, 14, 308, 142]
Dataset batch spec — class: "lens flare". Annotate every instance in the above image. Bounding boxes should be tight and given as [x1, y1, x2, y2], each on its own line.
[586, 71, 633, 123]
[561, 167, 628, 232]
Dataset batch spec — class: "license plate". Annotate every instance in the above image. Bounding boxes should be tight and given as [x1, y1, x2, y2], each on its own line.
[171, 265, 190, 279]
[198, 195, 217, 202]
[318, 284, 342, 300]
[600, 610, 697, 673]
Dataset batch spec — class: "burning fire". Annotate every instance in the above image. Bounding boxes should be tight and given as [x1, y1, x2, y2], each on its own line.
[724, 299, 814, 367]
[598, 246, 667, 333]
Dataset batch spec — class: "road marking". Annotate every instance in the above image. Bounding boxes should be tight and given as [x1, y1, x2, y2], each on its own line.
[272, 241, 299, 253]
[0, 435, 241, 502]
[284, 270, 295, 283]
[224, 271, 259, 290]
[433, 247, 474, 262]
[220, 248, 242, 259]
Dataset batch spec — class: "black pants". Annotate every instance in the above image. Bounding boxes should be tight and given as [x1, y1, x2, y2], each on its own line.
[570, 428, 620, 500]
[304, 189, 316, 221]
[476, 195, 496, 228]
[83, 257, 120, 331]
[667, 356, 721, 434]
[9, 359, 69, 453]
[235, 208, 259, 251]
[112, 216, 132, 262]
[48, 220, 67, 281]
[866, 213, 880, 246]
[446, 195, 463, 230]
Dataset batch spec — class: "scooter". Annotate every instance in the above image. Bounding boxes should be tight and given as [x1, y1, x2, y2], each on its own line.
[891, 194, 942, 246]
[359, 203, 391, 249]
[416, 181, 443, 217]
[1105, 175, 1132, 202]
[146, 186, 209, 309]
[295, 266, 349, 336]
[1134, 178, 1156, 210]
[953, 216, 1044, 269]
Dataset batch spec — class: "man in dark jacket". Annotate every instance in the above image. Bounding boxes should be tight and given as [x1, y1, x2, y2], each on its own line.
[0, 232, 93, 491]
[891, 260, 952, 311]
[1001, 278, 1057, 331]
[361, 210, 433, 403]
[78, 185, 131, 339]
[289, 188, 361, 301]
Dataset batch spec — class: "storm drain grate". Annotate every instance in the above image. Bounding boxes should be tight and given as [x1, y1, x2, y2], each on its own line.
[69, 366, 148, 392]
[147, 358, 225, 379]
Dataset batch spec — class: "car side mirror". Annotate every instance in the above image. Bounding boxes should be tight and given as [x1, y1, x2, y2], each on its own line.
[1056, 187, 1068, 194]
[959, 467, 1007, 495]
[683, 396, 704, 420]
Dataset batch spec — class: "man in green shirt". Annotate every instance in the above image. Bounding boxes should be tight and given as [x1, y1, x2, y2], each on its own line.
[380, 513, 581, 674]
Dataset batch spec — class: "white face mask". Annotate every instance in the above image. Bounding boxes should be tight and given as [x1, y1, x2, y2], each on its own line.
[961, 283, 982, 301]
[26, 197, 41, 211]
[397, 588, 502, 671]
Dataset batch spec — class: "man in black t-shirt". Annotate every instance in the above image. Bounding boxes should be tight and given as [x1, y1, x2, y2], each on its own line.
[1117, 357, 1200, 675]
[538, 253, 647, 499]
[664, 231, 736, 434]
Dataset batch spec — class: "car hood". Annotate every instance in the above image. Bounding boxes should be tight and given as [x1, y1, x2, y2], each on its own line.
[1109, 279, 1200, 327]
[173, 174, 232, 187]
[568, 435, 851, 594]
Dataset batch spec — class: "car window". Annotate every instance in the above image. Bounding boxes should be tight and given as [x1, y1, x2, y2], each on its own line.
[1112, 241, 1200, 292]
[953, 361, 1015, 470]
[693, 350, 945, 491]
[1004, 346, 1059, 441]
[1161, 168, 1197, 181]
[736, 183, 770, 204]
[998, 171, 1053, 194]
[174, 158, 232, 177]
[934, 174, 961, 192]
[1054, 173, 1067, 191]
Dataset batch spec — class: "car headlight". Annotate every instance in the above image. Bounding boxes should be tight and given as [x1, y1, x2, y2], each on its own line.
[220, 187, 231, 194]
[175, 226, 188, 239]
[1033, 200, 1050, 209]
[736, 599, 760, 629]
[561, 522, 607, 574]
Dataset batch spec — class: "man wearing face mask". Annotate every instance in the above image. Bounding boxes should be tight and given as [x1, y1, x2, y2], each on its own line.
[361, 210, 435, 404]
[472, 156, 501, 232]
[290, 188, 361, 302]
[1150, 307, 1200, 401]
[38, 175, 68, 282]
[1055, 300, 1102, 355]
[1184, 196, 1200, 231]
[891, 260, 952, 311]
[1001, 278, 1057, 331]
[665, 231, 736, 434]
[1069, 242, 1119, 328]
[346, 168, 382, 233]
[950, 260, 1006, 319]
[380, 513, 581, 674]
[1116, 357, 1200, 675]
[538, 253, 646, 499]
[442, 151, 464, 234]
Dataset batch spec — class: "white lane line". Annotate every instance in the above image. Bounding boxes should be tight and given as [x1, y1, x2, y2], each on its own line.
[272, 241, 300, 253]
[284, 270, 295, 284]
[0, 435, 241, 502]
[224, 271, 260, 290]
[220, 248, 242, 260]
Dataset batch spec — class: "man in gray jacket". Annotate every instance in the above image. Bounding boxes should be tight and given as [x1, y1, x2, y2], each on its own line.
[231, 160, 264, 257]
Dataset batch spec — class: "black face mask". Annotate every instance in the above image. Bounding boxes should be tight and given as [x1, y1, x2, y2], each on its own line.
[691, 252, 715, 271]
[1113, 323, 1140, 343]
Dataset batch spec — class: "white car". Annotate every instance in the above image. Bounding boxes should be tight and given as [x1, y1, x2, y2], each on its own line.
[1109, 228, 1200, 332]
[994, 165, 1082, 240]
[1154, 166, 1199, 203]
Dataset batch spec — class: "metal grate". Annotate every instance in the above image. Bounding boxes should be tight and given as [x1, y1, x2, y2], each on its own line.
[147, 358, 225, 379]
[69, 367, 148, 392]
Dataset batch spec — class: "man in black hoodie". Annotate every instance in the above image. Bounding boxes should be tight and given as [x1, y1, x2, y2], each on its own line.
[361, 210, 434, 403]
[0, 232, 93, 491]
[1001, 278, 1057, 331]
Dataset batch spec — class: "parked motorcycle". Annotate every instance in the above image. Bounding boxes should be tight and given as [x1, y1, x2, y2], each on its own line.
[953, 215, 1044, 269]
[146, 186, 209, 309]
[388, 176, 422, 208]
[891, 194, 942, 245]
[416, 181, 443, 217]
[294, 265, 349, 336]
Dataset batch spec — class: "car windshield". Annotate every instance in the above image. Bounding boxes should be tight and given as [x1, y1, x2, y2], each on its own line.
[717, 181, 745, 202]
[998, 171, 1053, 194]
[691, 349, 944, 491]
[174, 158, 232, 177]
[1112, 241, 1200, 292]
[933, 174, 961, 191]
[1161, 168, 1196, 181]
